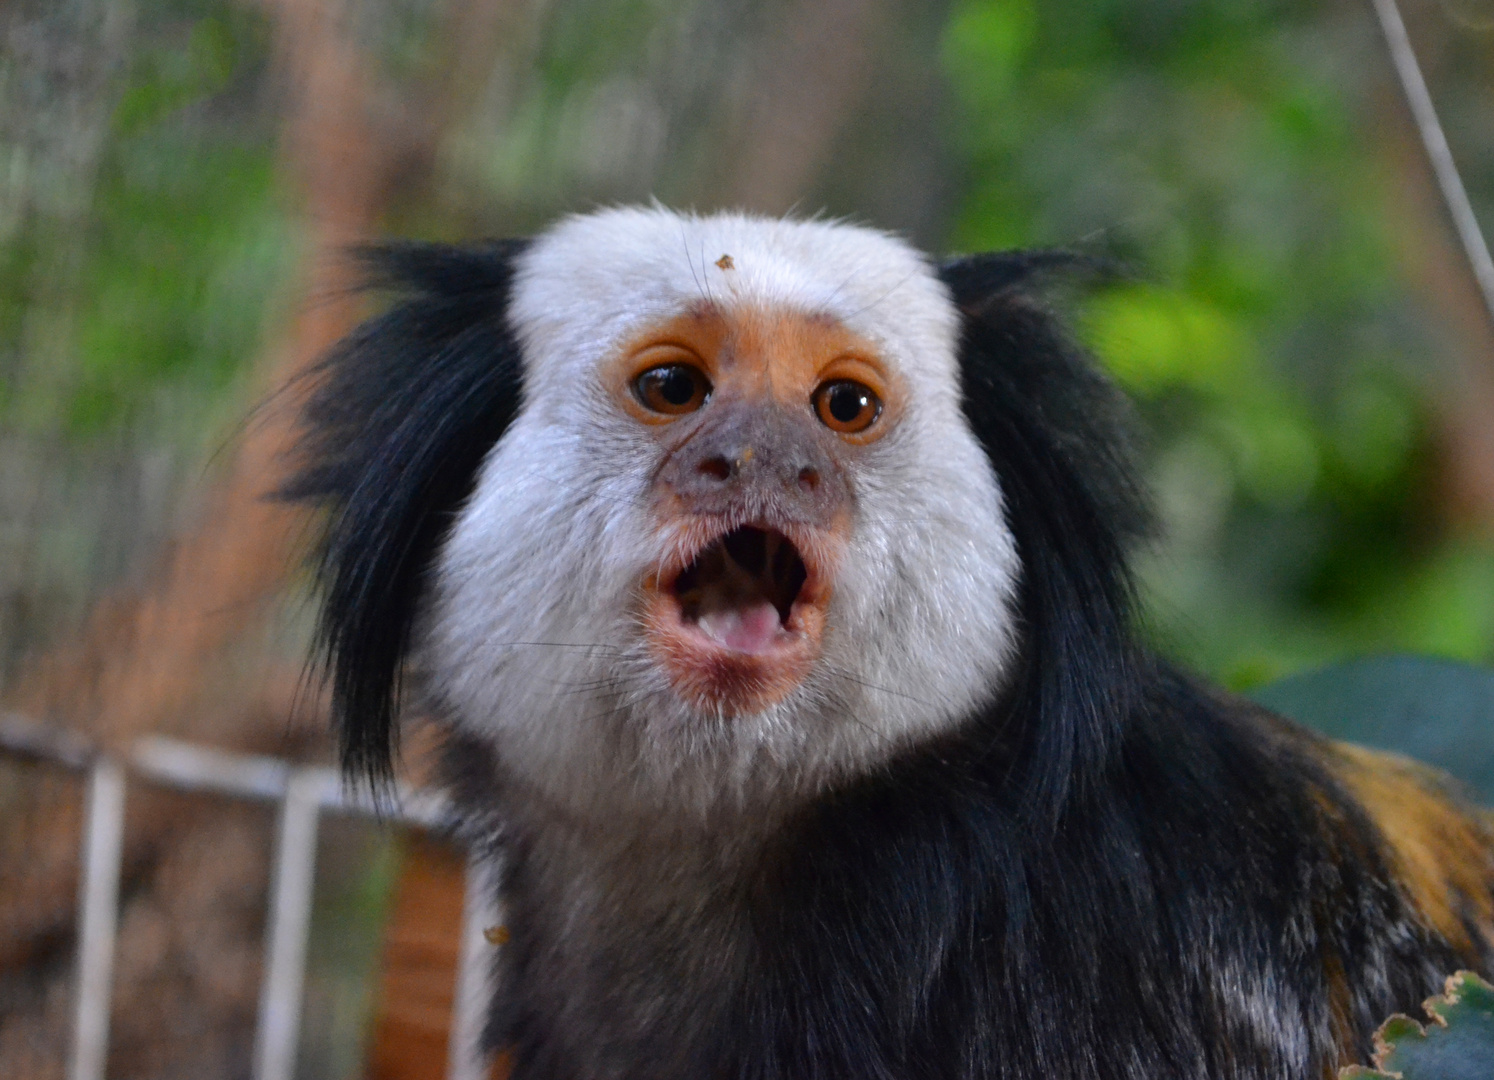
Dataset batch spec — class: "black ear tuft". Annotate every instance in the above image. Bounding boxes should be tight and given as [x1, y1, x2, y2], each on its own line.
[282, 239, 530, 787]
[939, 251, 1152, 824]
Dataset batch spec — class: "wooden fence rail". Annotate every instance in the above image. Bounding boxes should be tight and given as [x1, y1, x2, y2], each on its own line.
[0, 712, 497, 1080]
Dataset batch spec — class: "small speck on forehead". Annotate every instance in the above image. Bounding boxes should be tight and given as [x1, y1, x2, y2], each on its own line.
[510, 208, 963, 398]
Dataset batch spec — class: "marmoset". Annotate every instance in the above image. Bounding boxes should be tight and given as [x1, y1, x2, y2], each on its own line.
[288, 207, 1494, 1079]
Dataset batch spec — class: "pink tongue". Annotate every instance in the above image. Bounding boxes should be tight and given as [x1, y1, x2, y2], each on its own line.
[697, 601, 782, 654]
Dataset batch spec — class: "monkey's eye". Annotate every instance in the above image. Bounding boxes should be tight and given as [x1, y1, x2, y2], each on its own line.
[813, 379, 882, 434]
[634, 364, 711, 415]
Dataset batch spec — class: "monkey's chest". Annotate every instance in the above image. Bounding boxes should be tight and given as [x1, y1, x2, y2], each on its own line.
[492, 834, 757, 1078]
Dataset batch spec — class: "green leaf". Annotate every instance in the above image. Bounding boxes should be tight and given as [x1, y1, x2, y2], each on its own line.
[1339, 971, 1494, 1080]
[1251, 656, 1494, 802]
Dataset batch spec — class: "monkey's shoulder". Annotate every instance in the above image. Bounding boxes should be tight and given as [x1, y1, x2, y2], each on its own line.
[1119, 687, 1494, 957]
[1267, 711, 1494, 958]
[749, 686, 1494, 1073]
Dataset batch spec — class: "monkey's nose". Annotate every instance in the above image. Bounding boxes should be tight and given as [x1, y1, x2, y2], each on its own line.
[662, 405, 845, 524]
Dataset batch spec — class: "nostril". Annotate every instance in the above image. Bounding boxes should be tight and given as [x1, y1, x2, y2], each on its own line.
[698, 456, 732, 482]
[797, 466, 820, 492]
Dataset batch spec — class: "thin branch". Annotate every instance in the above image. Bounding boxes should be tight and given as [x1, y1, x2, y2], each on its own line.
[1371, 0, 1494, 335]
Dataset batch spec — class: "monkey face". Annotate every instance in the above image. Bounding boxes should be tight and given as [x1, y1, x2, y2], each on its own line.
[621, 303, 895, 717]
[426, 209, 1023, 814]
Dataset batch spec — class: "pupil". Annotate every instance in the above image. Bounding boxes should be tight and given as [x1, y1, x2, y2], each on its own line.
[660, 368, 694, 405]
[829, 384, 865, 423]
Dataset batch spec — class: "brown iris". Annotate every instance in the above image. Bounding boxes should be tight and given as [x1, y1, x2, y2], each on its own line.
[813, 379, 882, 434]
[634, 363, 711, 415]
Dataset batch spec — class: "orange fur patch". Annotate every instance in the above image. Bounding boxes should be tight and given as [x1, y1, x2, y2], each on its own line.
[1328, 742, 1494, 955]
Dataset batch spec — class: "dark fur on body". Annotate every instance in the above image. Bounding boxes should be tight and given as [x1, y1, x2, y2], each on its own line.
[289, 240, 1494, 1079]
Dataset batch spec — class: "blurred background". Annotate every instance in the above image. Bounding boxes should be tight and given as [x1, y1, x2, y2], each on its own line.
[2, 0, 1493, 1077]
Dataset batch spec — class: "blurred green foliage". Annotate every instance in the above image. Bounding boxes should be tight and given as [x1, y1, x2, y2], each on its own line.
[941, 0, 1494, 687]
[2, 0, 291, 438]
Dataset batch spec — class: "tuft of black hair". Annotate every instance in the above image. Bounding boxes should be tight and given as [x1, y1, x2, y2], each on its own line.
[281, 240, 530, 787]
[939, 251, 1153, 825]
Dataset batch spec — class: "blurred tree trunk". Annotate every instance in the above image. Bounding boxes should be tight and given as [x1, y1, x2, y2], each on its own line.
[365, 834, 513, 1080]
[719, 0, 891, 214]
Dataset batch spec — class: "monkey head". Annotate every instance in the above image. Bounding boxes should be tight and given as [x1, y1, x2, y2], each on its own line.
[422, 211, 1020, 815]
[292, 207, 1145, 824]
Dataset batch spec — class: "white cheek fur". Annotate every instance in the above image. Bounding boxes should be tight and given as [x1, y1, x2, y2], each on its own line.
[423, 208, 1021, 818]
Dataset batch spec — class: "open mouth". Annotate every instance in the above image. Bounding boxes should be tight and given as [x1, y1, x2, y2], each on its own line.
[643, 520, 830, 713]
[671, 526, 809, 655]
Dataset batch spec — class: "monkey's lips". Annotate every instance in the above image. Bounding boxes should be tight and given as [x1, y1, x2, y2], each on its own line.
[643, 523, 828, 713]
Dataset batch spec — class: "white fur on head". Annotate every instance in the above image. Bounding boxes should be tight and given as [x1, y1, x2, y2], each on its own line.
[426, 207, 1021, 820]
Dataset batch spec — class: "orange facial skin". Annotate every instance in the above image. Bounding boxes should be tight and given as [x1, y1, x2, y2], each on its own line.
[611, 301, 900, 716]
[608, 302, 904, 442]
